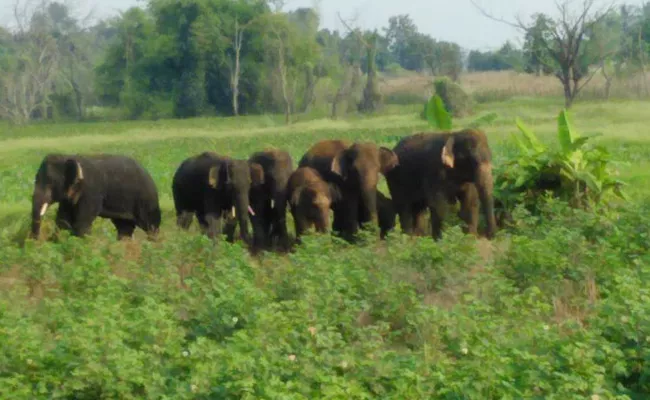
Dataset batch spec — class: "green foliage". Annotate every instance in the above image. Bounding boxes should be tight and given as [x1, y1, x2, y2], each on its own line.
[422, 92, 497, 131]
[432, 77, 473, 118]
[495, 109, 628, 215]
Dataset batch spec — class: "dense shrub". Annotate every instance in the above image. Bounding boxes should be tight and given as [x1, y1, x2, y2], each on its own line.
[432, 77, 474, 118]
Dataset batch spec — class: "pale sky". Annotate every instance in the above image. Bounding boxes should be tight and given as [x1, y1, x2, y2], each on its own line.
[0, 0, 645, 51]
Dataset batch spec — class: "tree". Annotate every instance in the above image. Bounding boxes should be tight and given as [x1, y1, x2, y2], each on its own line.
[338, 13, 383, 113]
[472, 0, 615, 108]
[0, 0, 60, 124]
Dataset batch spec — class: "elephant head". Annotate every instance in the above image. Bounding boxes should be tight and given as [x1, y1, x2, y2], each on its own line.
[291, 183, 331, 235]
[31, 155, 87, 238]
[440, 129, 497, 238]
[207, 158, 264, 241]
[329, 142, 399, 228]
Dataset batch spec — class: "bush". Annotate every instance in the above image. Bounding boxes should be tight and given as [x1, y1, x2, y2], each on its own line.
[494, 110, 627, 217]
[432, 76, 474, 118]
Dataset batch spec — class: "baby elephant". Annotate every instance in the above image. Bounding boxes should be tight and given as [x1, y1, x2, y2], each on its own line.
[287, 167, 396, 241]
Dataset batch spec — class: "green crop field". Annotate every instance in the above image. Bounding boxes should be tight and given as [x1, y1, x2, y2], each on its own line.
[1, 98, 650, 398]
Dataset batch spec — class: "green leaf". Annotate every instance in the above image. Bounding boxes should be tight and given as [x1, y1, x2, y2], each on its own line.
[575, 171, 602, 192]
[425, 94, 452, 130]
[468, 112, 498, 128]
[515, 118, 545, 153]
[557, 109, 580, 154]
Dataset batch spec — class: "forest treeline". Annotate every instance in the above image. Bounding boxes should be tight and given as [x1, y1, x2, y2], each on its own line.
[1, 0, 650, 124]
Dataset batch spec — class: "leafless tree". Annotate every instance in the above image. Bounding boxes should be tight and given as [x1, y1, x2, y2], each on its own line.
[225, 17, 258, 116]
[337, 12, 382, 113]
[471, 0, 615, 108]
[0, 0, 60, 124]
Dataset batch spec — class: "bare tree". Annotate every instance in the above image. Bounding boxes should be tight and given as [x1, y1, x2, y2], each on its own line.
[0, 0, 59, 124]
[337, 13, 382, 113]
[471, 0, 615, 108]
[225, 17, 258, 116]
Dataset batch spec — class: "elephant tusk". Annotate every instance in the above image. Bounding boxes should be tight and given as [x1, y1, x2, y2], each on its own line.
[39, 203, 49, 217]
[248, 205, 255, 216]
[270, 199, 274, 208]
[231, 207, 236, 218]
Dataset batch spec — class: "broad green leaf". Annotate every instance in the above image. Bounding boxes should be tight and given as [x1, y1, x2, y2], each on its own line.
[574, 171, 602, 192]
[515, 118, 545, 153]
[569, 136, 591, 151]
[468, 112, 498, 128]
[557, 109, 580, 154]
[512, 133, 532, 154]
[425, 95, 452, 130]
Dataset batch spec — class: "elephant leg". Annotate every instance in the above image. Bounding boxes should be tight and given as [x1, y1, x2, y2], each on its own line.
[224, 217, 238, 243]
[331, 203, 344, 234]
[112, 218, 136, 240]
[412, 203, 428, 236]
[458, 184, 479, 236]
[140, 207, 161, 240]
[428, 192, 448, 241]
[272, 197, 290, 248]
[68, 198, 101, 238]
[55, 202, 74, 232]
[177, 211, 193, 230]
[201, 212, 223, 239]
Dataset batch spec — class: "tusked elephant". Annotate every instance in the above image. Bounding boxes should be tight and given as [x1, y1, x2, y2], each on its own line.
[247, 148, 294, 250]
[287, 166, 397, 242]
[384, 129, 497, 240]
[30, 154, 161, 240]
[172, 152, 264, 242]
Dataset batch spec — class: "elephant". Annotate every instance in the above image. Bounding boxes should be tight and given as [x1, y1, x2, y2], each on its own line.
[30, 154, 161, 240]
[384, 129, 497, 240]
[286, 166, 333, 240]
[172, 152, 264, 242]
[287, 166, 397, 241]
[298, 140, 399, 241]
[247, 148, 294, 249]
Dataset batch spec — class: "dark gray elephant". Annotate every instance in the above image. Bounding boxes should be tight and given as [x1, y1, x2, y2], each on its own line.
[172, 152, 264, 242]
[248, 148, 294, 250]
[298, 140, 399, 241]
[30, 154, 161, 240]
[384, 129, 497, 240]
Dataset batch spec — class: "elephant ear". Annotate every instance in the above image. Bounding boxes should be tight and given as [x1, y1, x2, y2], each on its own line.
[379, 147, 399, 174]
[208, 163, 229, 188]
[441, 136, 455, 169]
[63, 158, 84, 203]
[208, 165, 220, 188]
[249, 162, 265, 186]
[330, 152, 347, 179]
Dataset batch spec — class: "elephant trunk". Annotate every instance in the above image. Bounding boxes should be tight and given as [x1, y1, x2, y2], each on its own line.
[360, 186, 378, 227]
[235, 191, 253, 244]
[477, 162, 497, 239]
[31, 186, 51, 239]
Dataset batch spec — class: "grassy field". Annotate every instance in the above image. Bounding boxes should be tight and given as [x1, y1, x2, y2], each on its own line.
[1, 96, 650, 398]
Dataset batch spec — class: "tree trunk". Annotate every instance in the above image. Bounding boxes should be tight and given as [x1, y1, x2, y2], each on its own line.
[230, 21, 244, 116]
[358, 34, 382, 113]
[331, 64, 353, 119]
[301, 65, 317, 113]
[276, 40, 291, 124]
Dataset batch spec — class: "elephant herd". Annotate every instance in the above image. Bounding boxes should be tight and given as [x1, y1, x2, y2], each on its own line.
[29, 128, 497, 249]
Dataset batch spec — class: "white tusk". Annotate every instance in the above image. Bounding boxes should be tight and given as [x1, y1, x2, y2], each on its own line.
[248, 205, 255, 216]
[39, 203, 48, 216]
[231, 206, 236, 218]
[270, 199, 274, 208]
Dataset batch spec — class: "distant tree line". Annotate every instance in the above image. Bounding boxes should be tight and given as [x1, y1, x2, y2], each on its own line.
[1, 0, 650, 124]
